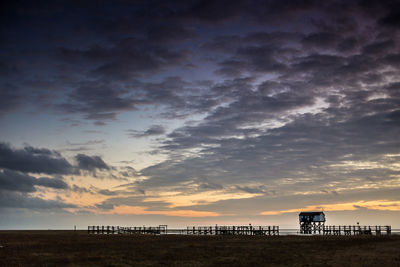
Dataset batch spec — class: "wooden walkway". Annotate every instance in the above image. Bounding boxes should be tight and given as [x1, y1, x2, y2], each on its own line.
[88, 225, 167, 235]
[88, 225, 392, 236]
[322, 225, 391, 235]
[88, 225, 279, 235]
[186, 225, 279, 235]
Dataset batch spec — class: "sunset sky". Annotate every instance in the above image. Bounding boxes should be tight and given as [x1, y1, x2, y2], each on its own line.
[1, 0, 400, 229]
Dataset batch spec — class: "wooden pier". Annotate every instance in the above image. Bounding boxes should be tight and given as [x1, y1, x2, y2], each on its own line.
[88, 225, 392, 236]
[88, 225, 279, 236]
[322, 225, 391, 235]
[186, 225, 279, 235]
[88, 225, 167, 235]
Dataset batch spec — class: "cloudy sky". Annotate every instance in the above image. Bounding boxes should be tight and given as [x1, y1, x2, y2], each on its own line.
[1, 0, 400, 229]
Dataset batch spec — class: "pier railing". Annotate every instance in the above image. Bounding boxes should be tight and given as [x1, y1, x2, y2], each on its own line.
[87, 225, 168, 235]
[88, 225, 279, 235]
[87, 225, 392, 236]
[321, 225, 391, 235]
[186, 225, 279, 235]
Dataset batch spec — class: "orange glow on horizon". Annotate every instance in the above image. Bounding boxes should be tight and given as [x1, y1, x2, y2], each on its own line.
[260, 200, 400, 215]
[146, 190, 262, 208]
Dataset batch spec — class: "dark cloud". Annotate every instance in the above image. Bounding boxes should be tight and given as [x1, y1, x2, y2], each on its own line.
[0, 169, 38, 192]
[128, 125, 166, 138]
[75, 154, 109, 172]
[235, 185, 268, 194]
[216, 45, 289, 76]
[60, 75, 223, 122]
[0, 143, 74, 175]
[35, 177, 68, 190]
[71, 184, 92, 194]
[0, 141, 118, 184]
[95, 202, 114, 210]
[302, 32, 339, 49]
[59, 81, 136, 123]
[57, 36, 189, 81]
[0, 142, 116, 179]
[199, 182, 223, 190]
[140, 99, 400, 191]
[135, 76, 222, 118]
[0, 84, 20, 116]
[98, 189, 118, 196]
[0, 190, 76, 210]
[2, 0, 396, 124]
[137, 21, 400, 190]
[119, 166, 140, 178]
[362, 40, 395, 55]
[379, 11, 400, 28]
[0, 169, 68, 192]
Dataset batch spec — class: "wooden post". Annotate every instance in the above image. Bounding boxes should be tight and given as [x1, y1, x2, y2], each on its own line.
[386, 226, 391, 235]
[376, 226, 381, 235]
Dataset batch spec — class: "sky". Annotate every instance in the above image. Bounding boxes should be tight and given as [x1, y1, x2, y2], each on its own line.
[1, 0, 400, 229]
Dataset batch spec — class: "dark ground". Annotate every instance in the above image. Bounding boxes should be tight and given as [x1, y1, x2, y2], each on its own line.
[0, 231, 399, 266]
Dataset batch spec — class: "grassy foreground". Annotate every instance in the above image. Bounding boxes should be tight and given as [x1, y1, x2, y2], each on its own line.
[0, 231, 399, 266]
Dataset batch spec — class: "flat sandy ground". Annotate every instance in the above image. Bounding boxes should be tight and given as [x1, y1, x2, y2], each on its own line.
[0, 231, 399, 266]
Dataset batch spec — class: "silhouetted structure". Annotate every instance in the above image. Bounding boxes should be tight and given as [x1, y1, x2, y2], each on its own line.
[87, 219, 391, 236]
[88, 225, 167, 235]
[88, 224, 279, 235]
[299, 211, 325, 234]
[322, 225, 391, 235]
[186, 225, 279, 235]
[298, 211, 391, 235]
